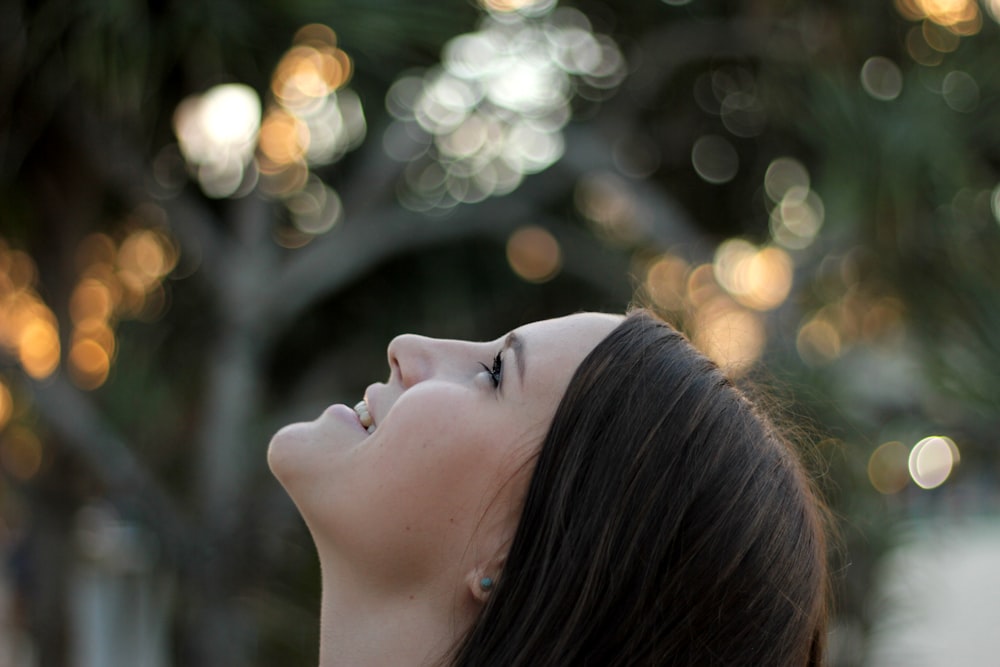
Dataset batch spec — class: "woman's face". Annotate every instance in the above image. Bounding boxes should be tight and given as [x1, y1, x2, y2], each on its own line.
[268, 312, 620, 588]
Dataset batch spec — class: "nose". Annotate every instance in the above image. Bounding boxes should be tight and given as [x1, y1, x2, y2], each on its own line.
[388, 333, 482, 388]
[387, 334, 437, 388]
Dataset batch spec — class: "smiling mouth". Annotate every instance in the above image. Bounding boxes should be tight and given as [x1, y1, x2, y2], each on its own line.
[353, 400, 375, 434]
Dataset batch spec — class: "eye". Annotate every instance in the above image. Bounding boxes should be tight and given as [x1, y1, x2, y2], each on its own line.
[479, 350, 503, 389]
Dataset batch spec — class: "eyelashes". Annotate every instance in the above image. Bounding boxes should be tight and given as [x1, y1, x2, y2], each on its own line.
[479, 350, 504, 388]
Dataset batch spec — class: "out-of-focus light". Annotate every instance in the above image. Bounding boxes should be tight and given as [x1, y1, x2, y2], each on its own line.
[764, 157, 809, 203]
[386, 7, 624, 208]
[259, 160, 310, 197]
[310, 90, 366, 163]
[988, 0, 1000, 23]
[714, 240, 793, 311]
[922, 20, 961, 51]
[0, 426, 42, 481]
[0, 246, 61, 381]
[294, 23, 337, 46]
[480, 0, 552, 13]
[691, 135, 738, 184]
[69, 279, 114, 324]
[662, 0, 694, 5]
[908, 435, 959, 489]
[18, 319, 60, 380]
[906, 26, 945, 65]
[259, 109, 310, 165]
[685, 263, 719, 308]
[721, 91, 766, 138]
[118, 229, 175, 291]
[287, 176, 343, 235]
[896, 0, 982, 34]
[272, 45, 352, 112]
[645, 255, 690, 311]
[201, 85, 261, 150]
[990, 184, 1000, 224]
[868, 441, 911, 494]
[69, 339, 111, 390]
[692, 297, 765, 376]
[506, 226, 561, 283]
[771, 186, 824, 249]
[942, 71, 979, 112]
[574, 172, 639, 243]
[173, 84, 261, 198]
[796, 317, 841, 366]
[0, 380, 12, 431]
[861, 57, 903, 101]
[75, 319, 116, 358]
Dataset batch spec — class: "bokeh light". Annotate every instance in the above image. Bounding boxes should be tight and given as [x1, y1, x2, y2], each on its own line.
[861, 57, 903, 101]
[764, 157, 809, 203]
[575, 172, 640, 243]
[173, 83, 261, 198]
[0, 242, 62, 380]
[259, 109, 309, 166]
[69, 339, 111, 391]
[868, 441, 911, 494]
[895, 0, 983, 34]
[908, 435, 960, 489]
[19, 319, 60, 379]
[506, 226, 561, 283]
[286, 175, 344, 235]
[0, 425, 43, 481]
[386, 6, 624, 209]
[53, 223, 178, 390]
[252, 25, 362, 237]
[692, 66, 768, 138]
[692, 296, 766, 375]
[906, 25, 946, 64]
[691, 135, 738, 184]
[170, 23, 363, 223]
[713, 239, 793, 311]
[770, 186, 825, 250]
[644, 255, 690, 312]
[0, 380, 12, 431]
[796, 316, 841, 366]
[942, 71, 979, 112]
[479, 0, 555, 14]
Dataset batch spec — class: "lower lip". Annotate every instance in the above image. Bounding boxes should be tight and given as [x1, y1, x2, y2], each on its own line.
[322, 404, 368, 434]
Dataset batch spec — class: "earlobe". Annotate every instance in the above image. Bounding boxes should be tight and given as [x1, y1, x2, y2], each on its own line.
[467, 569, 494, 604]
[467, 555, 505, 604]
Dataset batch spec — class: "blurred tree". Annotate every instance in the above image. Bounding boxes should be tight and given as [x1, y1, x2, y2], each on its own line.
[1, 0, 999, 665]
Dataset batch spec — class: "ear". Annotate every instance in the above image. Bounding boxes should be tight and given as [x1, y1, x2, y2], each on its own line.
[466, 554, 506, 604]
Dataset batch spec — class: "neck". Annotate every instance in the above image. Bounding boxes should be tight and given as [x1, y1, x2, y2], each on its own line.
[317, 556, 474, 667]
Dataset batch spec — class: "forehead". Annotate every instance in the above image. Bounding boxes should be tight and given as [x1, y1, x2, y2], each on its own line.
[513, 312, 621, 370]
[517, 312, 622, 338]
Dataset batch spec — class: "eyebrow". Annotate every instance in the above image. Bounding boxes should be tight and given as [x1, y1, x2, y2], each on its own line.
[505, 331, 525, 389]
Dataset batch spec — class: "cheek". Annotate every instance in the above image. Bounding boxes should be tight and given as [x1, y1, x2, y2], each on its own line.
[371, 416, 499, 520]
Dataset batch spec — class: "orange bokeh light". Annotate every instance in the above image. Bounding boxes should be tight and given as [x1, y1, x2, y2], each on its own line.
[259, 109, 310, 165]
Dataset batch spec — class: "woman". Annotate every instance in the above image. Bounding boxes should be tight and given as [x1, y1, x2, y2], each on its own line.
[269, 310, 829, 666]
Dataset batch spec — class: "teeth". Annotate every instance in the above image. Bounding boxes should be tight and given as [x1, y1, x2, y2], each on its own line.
[353, 400, 373, 429]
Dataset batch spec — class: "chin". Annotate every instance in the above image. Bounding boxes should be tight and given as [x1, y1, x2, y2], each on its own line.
[267, 421, 315, 484]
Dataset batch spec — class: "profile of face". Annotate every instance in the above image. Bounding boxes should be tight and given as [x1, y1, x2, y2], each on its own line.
[268, 312, 620, 598]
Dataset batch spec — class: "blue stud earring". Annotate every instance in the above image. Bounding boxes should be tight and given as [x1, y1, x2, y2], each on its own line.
[479, 577, 494, 592]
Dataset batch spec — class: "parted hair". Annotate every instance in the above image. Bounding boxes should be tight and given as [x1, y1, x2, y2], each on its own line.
[451, 309, 828, 666]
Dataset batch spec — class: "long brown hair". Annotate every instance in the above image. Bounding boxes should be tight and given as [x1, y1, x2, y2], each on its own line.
[452, 310, 828, 665]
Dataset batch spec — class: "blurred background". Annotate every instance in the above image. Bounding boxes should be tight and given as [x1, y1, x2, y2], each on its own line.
[1, 0, 999, 665]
